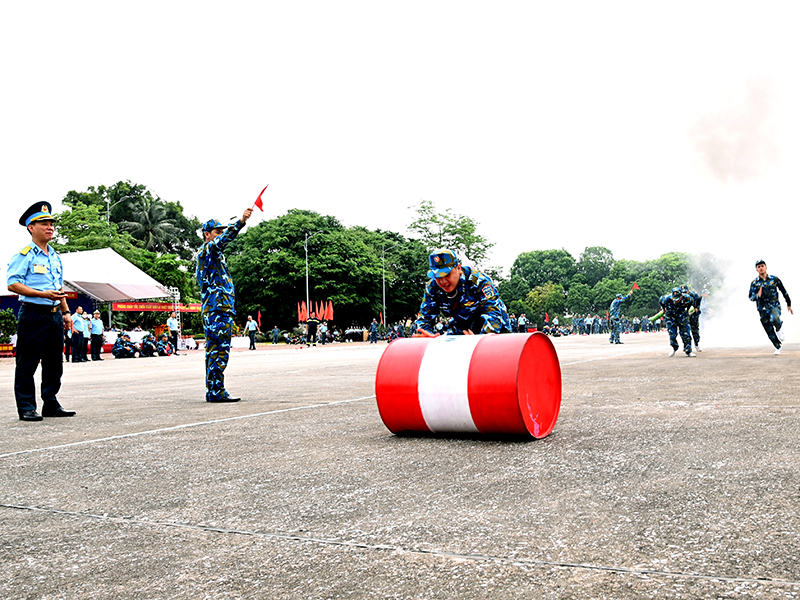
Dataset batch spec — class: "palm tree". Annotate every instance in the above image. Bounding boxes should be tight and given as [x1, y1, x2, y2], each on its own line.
[118, 197, 179, 254]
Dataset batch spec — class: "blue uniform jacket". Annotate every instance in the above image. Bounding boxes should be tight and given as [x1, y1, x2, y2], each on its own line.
[416, 266, 511, 335]
[196, 220, 245, 316]
[6, 243, 64, 306]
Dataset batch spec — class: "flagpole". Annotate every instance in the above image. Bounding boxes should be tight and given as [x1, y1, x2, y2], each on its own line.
[304, 231, 322, 320]
[381, 242, 401, 327]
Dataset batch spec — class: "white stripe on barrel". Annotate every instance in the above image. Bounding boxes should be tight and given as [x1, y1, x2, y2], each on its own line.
[417, 335, 482, 433]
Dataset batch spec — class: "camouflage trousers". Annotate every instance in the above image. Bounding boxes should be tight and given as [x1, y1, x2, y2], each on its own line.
[609, 317, 622, 343]
[666, 315, 692, 354]
[204, 311, 234, 401]
[689, 313, 700, 347]
[758, 304, 783, 349]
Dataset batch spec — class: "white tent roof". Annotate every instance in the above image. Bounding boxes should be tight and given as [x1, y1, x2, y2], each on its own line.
[59, 248, 171, 301]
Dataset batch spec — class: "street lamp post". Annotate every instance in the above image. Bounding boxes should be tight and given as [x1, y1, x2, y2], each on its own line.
[381, 242, 401, 327]
[304, 231, 322, 319]
[106, 194, 134, 223]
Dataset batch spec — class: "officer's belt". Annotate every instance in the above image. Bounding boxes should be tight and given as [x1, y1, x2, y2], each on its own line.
[21, 302, 60, 313]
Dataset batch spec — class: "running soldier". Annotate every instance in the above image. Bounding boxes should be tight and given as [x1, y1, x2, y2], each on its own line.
[749, 260, 793, 355]
[660, 287, 695, 357]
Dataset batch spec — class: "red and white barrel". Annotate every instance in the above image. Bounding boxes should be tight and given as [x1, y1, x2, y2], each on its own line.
[375, 332, 561, 438]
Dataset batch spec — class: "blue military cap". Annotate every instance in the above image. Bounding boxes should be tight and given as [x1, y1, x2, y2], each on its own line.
[427, 249, 460, 279]
[19, 202, 55, 226]
[202, 218, 225, 232]
[671, 287, 681, 297]
[755, 259, 766, 267]
[615, 293, 623, 299]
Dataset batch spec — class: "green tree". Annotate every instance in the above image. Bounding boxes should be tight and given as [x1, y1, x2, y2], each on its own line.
[62, 181, 200, 259]
[511, 249, 576, 290]
[592, 278, 630, 313]
[577, 246, 615, 287]
[565, 282, 592, 315]
[118, 197, 179, 254]
[408, 199, 493, 265]
[526, 282, 566, 327]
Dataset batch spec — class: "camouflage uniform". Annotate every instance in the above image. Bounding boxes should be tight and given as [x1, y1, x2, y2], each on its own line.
[608, 293, 631, 344]
[416, 265, 511, 335]
[681, 286, 702, 349]
[660, 290, 693, 355]
[140, 335, 157, 357]
[196, 219, 245, 401]
[112, 337, 138, 358]
[749, 274, 791, 350]
[157, 337, 174, 356]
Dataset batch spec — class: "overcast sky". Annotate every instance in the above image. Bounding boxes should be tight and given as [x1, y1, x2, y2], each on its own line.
[2, 1, 798, 278]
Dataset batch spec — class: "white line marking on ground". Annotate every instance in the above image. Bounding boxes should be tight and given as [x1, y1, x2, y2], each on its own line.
[0, 396, 376, 459]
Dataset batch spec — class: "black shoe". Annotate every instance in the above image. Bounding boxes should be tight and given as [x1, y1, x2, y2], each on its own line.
[207, 396, 241, 403]
[42, 407, 77, 417]
[19, 410, 43, 421]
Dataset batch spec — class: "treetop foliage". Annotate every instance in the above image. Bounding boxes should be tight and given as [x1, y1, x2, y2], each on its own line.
[50, 181, 728, 331]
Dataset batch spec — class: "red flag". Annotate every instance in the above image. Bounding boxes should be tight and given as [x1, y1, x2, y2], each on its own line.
[325, 301, 333, 321]
[254, 184, 268, 211]
[632, 282, 640, 290]
[300, 301, 308, 322]
[380, 311, 383, 325]
[545, 312, 549, 323]
[257, 310, 261, 328]
[316, 301, 322, 319]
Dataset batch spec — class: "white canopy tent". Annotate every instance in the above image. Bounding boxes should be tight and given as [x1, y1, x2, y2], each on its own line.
[59, 248, 171, 302]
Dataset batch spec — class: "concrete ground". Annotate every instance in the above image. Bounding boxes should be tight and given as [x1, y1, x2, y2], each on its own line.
[1, 332, 799, 599]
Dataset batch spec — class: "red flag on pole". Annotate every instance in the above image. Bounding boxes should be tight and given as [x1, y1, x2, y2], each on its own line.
[257, 310, 261, 328]
[545, 312, 549, 323]
[326, 301, 333, 321]
[380, 312, 383, 325]
[300, 301, 308, 322]
[254, 184, 268, 212]
[632, 282, 640, 290]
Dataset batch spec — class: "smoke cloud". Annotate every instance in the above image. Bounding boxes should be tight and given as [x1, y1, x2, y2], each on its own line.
[691, 80, 778, 183]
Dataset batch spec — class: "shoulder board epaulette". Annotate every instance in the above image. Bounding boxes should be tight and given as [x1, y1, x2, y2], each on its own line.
[20, 245, 32, 256]
[470, 273, 479, 285]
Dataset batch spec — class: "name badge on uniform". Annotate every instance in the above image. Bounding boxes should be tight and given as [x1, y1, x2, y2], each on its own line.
[33, 264, 47, 274]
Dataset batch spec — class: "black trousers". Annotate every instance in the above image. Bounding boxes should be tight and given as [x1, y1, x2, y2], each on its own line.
[91, 333, 104, 359]
[170, 330, 179, 353]
[15, 304, 64, 414]
[72, 332, 84, 361]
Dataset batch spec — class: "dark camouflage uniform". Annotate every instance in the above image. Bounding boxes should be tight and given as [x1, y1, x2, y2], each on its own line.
[685, 289, 702, 348]
[112, 337, 138, 358]
[660, 292, 693, 354]
[196, 220, 244, 401]
[416, 266, 511, 335]
[749, 275, 791, 349]
[608, 293, 631, 344]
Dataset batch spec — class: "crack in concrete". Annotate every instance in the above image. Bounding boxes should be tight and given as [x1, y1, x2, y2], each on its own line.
[2, 503, 799, 588]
